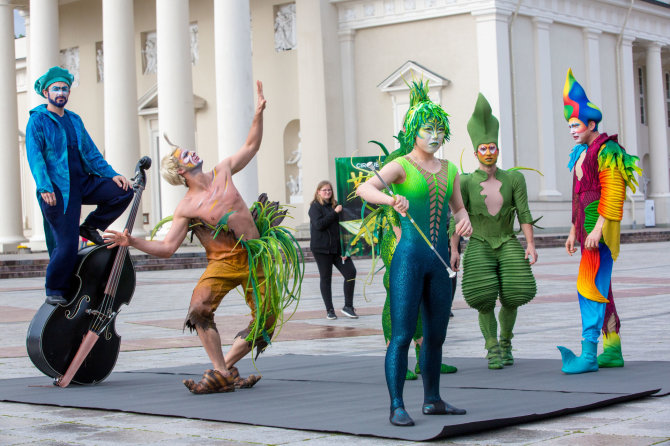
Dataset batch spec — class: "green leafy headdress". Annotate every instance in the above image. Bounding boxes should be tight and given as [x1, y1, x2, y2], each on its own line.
[467, 93, 499, 150]
[400, 79, 451, 149]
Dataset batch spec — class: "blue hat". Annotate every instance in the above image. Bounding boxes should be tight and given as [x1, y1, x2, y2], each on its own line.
[34, 66, 74, 97]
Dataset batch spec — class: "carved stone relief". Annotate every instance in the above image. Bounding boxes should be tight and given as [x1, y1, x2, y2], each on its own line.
[142, 24, 198, 75]
[59, 47, 79, 87]
[95, 41, 104, 83]
[364, 4, 375, 17]
[283, 120, 302, 204]
[286, 133, 303, 203]
[274, 3, 296, 52]
[142, 31, 157, 75]
[190, 23, 199, 65]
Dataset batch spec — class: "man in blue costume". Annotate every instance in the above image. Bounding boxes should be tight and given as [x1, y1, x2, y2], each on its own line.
[357, 81, 472, 426]
[26, 66, 133, 306]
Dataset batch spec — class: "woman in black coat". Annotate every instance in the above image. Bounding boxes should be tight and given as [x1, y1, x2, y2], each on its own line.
[308, 180, 357, 320]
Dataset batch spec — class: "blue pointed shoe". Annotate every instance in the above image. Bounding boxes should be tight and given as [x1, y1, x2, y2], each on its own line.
[558, 340, 599, 374]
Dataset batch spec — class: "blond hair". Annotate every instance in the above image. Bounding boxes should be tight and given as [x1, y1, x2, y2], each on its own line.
[160, 153, 187, 186]
[312, 180, 338, 208]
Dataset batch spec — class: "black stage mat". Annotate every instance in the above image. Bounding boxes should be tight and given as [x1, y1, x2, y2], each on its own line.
[0, 356, 666, 441]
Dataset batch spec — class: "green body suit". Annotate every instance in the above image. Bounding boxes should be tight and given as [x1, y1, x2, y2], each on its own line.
[460, 168, 536, 368]
[385, 156, 457, 412]
[379, 165, 457, 378]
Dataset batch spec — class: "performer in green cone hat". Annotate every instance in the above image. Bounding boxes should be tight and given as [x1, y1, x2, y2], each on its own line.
[452, 93, 538, 369]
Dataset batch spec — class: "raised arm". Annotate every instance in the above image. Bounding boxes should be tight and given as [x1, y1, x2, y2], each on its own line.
[224, 80, 267, 175]
[103, 212, 190, 258]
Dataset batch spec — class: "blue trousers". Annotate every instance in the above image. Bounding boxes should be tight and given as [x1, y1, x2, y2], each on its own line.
[385, 239, 452, 411]
[39, 175, 133, 297]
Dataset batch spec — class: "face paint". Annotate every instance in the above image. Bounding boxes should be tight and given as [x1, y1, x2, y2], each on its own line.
[49, 85, 70, 94]
[414, 119, 445, 154]
[476, 143, 499, 166]
[172, 147, 203, 171]
[46, 82, 70, 108]
[568, 117, 590, 145]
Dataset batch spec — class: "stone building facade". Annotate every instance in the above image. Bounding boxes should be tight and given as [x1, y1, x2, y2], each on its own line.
[3, 0, 669, 252]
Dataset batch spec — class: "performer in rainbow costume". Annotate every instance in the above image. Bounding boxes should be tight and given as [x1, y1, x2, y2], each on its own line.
[357, 81, 472, 426]
[558, 68, 641, 374]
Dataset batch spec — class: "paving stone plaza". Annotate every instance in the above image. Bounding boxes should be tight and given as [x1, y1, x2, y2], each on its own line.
[0, 241, 668, 445]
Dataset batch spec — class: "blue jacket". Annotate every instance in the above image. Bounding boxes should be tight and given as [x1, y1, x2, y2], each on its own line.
[25, 105, 119, 213]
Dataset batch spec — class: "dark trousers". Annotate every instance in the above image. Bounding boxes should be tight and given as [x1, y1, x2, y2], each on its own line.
[39, 176, 134, 297]
[313, 252, 357, 310]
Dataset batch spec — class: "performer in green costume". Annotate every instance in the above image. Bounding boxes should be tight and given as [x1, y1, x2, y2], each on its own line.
[357, 81, 472, 426]
[452, 93, 538, 369]
[378, 143, 458, 380]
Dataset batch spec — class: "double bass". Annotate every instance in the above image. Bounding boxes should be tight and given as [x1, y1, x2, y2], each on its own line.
[27, 156, 151, 386]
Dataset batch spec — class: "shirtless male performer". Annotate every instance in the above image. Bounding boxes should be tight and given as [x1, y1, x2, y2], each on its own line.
[104, 81, 276, 394]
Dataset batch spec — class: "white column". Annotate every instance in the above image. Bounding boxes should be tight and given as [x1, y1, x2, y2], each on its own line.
[618, 35, 639, 157]
[296, 0, 332, 216]
[339, 28, 357, 156]
[0, 1, 26, 251]
[156, 0, 195, 221]
[533, 17, 560, 198]
[472, 9, 515, 169]
[583, 29, 602, 110]
[102, 0, 144, 235]
[645, 42, 670, 224]
[213, 0, 257, 205]
[27, 0, 59, 251]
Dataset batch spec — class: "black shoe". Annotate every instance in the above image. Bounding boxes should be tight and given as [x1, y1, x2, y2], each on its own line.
[326, 309, 337, 320]
[79, 224, 104, 245]
[422, 400, 466, 415]
[45, 295, 67, 306]
[450, 311, 454, 318]
[341, 306, 358, 319]
[389, 407, 414, 426]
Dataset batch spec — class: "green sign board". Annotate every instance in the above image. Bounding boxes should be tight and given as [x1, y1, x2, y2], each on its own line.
[334, 156, 385, 256]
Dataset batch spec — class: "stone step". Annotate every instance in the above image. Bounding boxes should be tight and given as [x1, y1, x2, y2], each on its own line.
[0, 229, 666, 279]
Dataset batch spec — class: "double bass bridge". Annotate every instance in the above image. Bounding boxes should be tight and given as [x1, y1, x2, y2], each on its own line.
[85, 308, 112, 318]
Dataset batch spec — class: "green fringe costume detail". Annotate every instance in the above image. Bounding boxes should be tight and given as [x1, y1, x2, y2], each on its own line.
[598, 140, 642, 193]
[151, 197, 304, 358]
[241, 200, 304, 354]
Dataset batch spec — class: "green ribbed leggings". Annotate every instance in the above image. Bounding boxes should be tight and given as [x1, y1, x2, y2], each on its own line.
[461, 237, 536, 348]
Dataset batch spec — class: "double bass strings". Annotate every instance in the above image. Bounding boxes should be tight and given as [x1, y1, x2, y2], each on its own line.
[91, 187, 141, 334]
